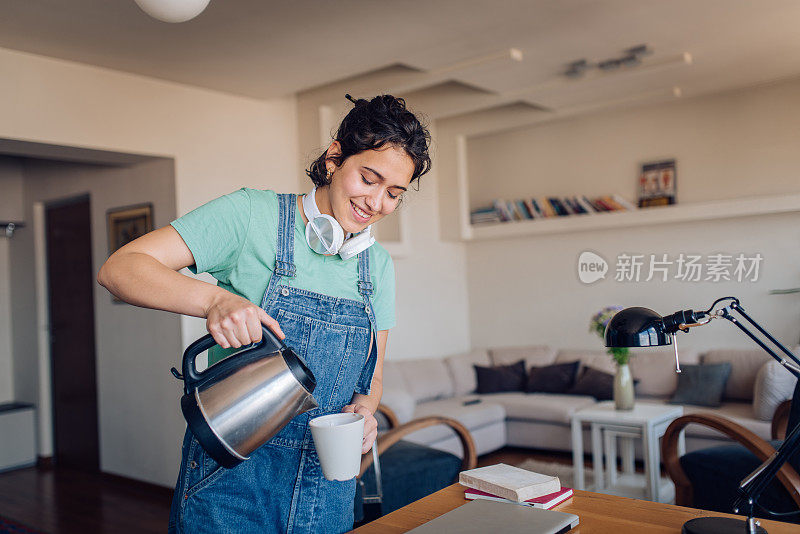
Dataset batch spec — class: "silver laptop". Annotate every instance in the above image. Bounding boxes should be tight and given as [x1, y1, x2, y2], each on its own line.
[407, 498, 579, 534]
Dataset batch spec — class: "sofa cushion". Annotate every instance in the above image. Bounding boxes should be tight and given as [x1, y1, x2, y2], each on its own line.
[474, 360, 526, 394]
[379, 388, 416, 425]
[407, 396, 507, 445]
[669, 363, 732, 407]
[526, 361, 580, 394]
[753, 360, 798, 420]
[490, 345, 556, 369]
[702, 349, 771, 401]
[481, 392, 597, 424]
[395, 358, 454, 403]
[445, 349, 491, 396]
[629, 348, 700, 398]
[413, 397, 506, 428]
[678, 401, 772, 441]
[382, 361, 408, 392]
[555, 349, 616, 375]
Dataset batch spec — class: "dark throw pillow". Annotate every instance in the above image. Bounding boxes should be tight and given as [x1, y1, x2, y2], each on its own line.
[474, 360, 526, 394]
[566, 366, 615, 400]
[669, 362, 732, 407]
[526, 361, 581, 394]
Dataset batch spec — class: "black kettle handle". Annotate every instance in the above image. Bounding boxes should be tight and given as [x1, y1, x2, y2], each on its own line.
[181, 325, 286, 392]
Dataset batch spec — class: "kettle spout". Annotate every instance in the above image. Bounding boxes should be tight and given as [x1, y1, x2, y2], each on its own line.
[299, 394, 319, 414]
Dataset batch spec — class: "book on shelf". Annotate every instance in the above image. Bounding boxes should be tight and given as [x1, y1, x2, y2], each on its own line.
[548, 197, 569, 216]
[577, 196, 598, 214]
[470, 207, 500, 225]
[458, 463, 561, 502]
[515, 199, 533, 219]
[529, 198, 544, 218]
[464, 487, 574, 510]
[473, 194, 637, 225]
[612, 193, 638, 211]
[600, 195, 626, 211]
[538, 197, 556, 217]
[492, 199, 512, 222]
[523, 199, 542, 219]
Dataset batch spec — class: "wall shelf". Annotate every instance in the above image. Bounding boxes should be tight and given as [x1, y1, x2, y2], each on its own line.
[463, 193, 800, 241]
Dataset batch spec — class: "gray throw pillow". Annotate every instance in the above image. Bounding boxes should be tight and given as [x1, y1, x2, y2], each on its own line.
[669, 363, 732, 407]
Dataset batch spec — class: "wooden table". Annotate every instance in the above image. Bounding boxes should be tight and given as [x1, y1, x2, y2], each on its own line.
[352, 484, 798, 533]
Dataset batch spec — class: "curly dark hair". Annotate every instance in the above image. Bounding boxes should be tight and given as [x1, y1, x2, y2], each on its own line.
[306, 94, 432, 188]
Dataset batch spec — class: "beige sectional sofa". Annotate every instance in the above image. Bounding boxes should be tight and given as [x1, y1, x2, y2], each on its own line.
[380, 345, 798, 459]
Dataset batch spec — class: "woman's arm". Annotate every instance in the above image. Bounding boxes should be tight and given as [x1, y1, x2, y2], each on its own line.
[343, 329, 388, 453]
[97, 225, 283, 347]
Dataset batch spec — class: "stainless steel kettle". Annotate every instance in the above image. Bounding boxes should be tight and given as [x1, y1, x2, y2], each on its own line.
[172, 325, 318, 468]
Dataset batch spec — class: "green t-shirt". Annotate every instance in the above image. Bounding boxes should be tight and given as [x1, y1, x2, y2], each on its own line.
[171, 188, 396, 334]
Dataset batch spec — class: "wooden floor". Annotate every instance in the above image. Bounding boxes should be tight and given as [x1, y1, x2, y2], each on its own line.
[0, 448, 614, 533]
[0, 465, 173, 534]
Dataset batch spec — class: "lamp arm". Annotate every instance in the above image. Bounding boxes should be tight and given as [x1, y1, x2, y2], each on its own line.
[720, 304, 800, 380]
[711, 301, 800, 527]
[732, 417, 800, 520]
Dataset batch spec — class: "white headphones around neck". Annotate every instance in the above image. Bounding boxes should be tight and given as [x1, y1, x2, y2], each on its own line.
[302, 187, 375, 260]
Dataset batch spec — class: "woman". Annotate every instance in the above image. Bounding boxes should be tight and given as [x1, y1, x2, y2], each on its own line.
[97, 94, 431, 533]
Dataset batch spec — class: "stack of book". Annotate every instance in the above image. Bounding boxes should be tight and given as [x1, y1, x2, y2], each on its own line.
[471, 194, 637, 225]
[458, 463, 574, 510]
[469, 206, 502, 225]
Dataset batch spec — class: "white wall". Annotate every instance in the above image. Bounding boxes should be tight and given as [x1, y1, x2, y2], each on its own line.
[388, 121, 472, 359]
[464, 78, 800, 352]
[13, 158, 180, 483]
[0, 46, 298, 487]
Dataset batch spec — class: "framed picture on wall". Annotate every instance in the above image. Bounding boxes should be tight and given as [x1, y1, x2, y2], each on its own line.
[106, 203, 153, 303]
[638, 159, 677, 207]
[106, 202, 153, 255]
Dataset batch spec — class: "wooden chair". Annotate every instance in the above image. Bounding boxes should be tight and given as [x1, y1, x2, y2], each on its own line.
[662, 400, 800, 519]
[354, 404, 477, 523]
[360, 404, 477, 476]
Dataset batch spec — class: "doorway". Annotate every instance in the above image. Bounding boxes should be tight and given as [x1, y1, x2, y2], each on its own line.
[45, 195, 100, 472]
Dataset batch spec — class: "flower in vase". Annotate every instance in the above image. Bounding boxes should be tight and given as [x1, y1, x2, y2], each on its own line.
[589, 306, 630, 366]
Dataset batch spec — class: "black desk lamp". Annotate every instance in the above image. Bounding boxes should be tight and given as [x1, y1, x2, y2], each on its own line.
[604, 297, 800, 534]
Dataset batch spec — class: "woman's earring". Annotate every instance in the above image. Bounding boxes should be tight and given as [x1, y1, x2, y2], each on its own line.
[326, 169, 333, 182]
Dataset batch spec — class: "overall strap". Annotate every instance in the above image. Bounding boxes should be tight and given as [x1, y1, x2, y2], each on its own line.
[274, 193, 297, 277]
[357, 250, 374, 299]
[260, 193, 296, 310]
[355, 249, 379, 395]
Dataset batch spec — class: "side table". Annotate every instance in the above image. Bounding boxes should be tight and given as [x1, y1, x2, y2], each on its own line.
[570, 401, 685, 503]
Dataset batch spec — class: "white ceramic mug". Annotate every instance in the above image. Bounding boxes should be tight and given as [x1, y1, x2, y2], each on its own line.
[309, 413, 365, 481]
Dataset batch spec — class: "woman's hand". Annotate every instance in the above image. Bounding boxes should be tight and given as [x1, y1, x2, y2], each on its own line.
[342, 404, 378, 454]
[204, 290, 285, 348]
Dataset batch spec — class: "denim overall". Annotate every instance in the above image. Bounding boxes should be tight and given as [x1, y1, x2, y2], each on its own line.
[169, 193, 379, 534]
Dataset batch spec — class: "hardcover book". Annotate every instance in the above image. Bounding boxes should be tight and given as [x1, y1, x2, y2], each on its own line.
[464, 487, 573, 509]
[458, 463, 561, 502]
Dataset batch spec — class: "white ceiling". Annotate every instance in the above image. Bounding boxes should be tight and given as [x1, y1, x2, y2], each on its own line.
[2, 0, 800, 112]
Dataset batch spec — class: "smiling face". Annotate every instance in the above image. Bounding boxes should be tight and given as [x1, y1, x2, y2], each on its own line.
[316, 141, 415, 234]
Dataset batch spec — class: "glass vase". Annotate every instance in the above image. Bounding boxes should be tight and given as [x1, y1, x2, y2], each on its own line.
[614, 363, 635, 410]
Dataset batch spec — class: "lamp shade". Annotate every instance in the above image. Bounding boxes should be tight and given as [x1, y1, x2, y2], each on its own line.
[134, 0, 211, 23]
[604, 306, 671, 348]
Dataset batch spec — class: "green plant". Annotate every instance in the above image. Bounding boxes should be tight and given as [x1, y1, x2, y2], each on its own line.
[589, 306, 631, 366]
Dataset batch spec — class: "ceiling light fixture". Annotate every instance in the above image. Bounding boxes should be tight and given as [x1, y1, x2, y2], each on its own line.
[134, 0, 211, 23]
[565, 44, 655, 77]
